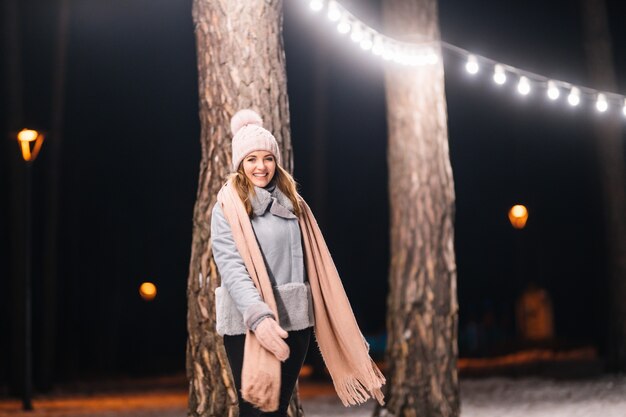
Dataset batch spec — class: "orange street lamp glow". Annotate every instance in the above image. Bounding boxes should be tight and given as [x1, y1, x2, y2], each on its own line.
[508, 204, 529, 229]
[139, 282, 157, 301]
[17, 129, 45, 162]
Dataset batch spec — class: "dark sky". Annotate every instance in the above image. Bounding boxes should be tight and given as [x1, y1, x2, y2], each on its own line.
[1, 0, 625, 385]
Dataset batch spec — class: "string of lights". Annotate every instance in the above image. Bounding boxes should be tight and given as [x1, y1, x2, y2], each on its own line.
[302, 0, 626, 118]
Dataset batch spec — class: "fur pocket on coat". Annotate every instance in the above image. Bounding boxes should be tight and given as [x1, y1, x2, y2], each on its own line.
[215, 286, 247, 336]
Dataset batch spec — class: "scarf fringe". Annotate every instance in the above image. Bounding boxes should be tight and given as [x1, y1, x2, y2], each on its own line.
[333, 359, 386, 407]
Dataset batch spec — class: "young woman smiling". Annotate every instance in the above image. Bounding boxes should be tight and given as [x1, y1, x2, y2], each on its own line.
[210, 109, 385, 416]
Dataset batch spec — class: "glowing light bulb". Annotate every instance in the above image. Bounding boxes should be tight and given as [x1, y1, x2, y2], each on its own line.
[360, 37, 373, 50]
[382, 48, 394, 61]
[17, 129, 39, 142]
[350, 26, 363, 43]
[465, 55, 479, 74]
[493, 64, 506, 85]
[372, 39, 384, 55]
[327, 1, 341, 21]
[568, 87, 580, 106]
[547, 81, 560, 100]
[337, 19, 350, 34]
[309, 0, 323, 11]
[508, 205, 529, 229]
[517, 76, 530, 95]
[139, 282, 157, 301]
[623, 99, 626, 117]
[596, 93, 608, 112]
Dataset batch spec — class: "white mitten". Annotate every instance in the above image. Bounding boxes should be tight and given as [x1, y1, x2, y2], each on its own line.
[254, 318, 290, 362]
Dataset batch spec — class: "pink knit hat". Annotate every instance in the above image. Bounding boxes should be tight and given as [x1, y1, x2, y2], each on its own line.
[230, 109, 281, 171]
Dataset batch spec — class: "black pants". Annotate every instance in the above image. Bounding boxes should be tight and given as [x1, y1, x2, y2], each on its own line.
[223, 327, 312, 417]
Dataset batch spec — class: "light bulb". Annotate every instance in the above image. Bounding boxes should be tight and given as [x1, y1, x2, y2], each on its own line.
[405, 53, 423, 66]
[327, 1, 341, 20]
[360, 37, 373, 50]
[568, 87, 580, 106]
[493, 64, 506, 85]
[393, 51, 405, 64]
[350, 26, 363, 43]
[412, 55, 426, 66]
[139, 282, 157, 301]
[372, 39, 384, 55]
[309, 0, 324, 12]
[547, 80, 560, 100]
[337, 19, 350, 34]
[596, 93, 608, 112]
[465, 55, 479, 74]
[517, 76, 530, 95]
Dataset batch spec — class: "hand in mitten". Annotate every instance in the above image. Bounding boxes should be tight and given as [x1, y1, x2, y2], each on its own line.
[254, 317, 290, 362]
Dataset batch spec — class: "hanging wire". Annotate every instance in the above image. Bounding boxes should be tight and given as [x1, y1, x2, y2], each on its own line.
[300, 0, 626, 117]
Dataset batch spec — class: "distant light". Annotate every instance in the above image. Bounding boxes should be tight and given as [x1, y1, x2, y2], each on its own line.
[623, 99, 626, 117]
[508, 205, 529, 229]
[493, 64, 506, 85]
[596, 93, 608, 112]
[309, 0, 323, 12]
[299, 364, 313, 378]
[465, 55, 479, 74]
[17, 129, 39, 142]
[547, 81, 560, 100]
[382, 48, 394, 61]
[17, 128, 45, 162]
[372, 39, 384, 55]
[327, 1, 341, 21]
[568, 87, 580, 106]
[337, 19, 350, 34]
[517, 76, 531, 95]
[350, 26, 363, 43]
[139, 282, 157, 301]
[360, 37, 373, 50]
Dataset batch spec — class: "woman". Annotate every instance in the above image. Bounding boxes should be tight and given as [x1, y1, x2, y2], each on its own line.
[211, 109, 385, 416]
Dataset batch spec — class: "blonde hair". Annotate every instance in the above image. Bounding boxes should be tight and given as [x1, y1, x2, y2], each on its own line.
[227, 163, 302, 218]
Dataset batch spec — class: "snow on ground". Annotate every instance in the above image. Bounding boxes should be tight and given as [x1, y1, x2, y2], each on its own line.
[458, 376, 626, 417]
[302, 376, 626, 417]
[1, 376, 626, 417]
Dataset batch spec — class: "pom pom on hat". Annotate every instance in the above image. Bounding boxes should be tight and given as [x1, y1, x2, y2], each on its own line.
[230, 109, 281, 171]
[231, 109, 263, 136]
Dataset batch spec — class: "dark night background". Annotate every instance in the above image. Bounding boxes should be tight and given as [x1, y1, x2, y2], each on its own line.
[1, 0, 625, 392]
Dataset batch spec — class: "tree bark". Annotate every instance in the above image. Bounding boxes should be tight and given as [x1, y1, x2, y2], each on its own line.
[375, 0, 459, 416]
[187, 1, 302, 416]
[579, 0, 626, 372]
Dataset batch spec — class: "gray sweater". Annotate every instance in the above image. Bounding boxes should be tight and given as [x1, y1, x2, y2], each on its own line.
[210, 183, 314, 336]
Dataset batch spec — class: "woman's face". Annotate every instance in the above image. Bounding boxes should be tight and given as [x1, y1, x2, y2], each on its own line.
[242, 150, 276, 188]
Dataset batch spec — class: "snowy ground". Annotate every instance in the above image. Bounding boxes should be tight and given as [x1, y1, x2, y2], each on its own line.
[302, 377, 626, 417]
[2, 377, 626, 417]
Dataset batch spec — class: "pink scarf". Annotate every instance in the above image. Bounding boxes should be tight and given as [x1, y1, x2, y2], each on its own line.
[217, 180, 385, 412]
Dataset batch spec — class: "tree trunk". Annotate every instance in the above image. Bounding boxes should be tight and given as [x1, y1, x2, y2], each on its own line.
[579, 0, 626, 372]
[187, 1, 302, 416]
[375, 0, 459, 416]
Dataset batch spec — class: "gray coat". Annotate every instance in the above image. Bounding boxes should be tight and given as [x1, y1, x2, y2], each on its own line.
[210, 183, 314, 336]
